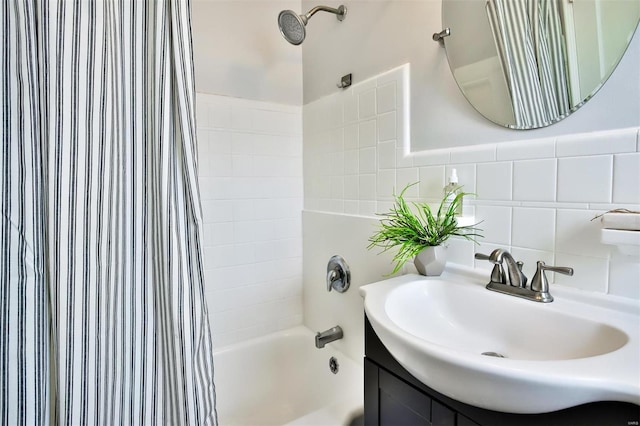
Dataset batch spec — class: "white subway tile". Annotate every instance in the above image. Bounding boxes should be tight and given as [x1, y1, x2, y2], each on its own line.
[378, 141, 397, 170]
[359, 200, 377, 217]
[343, 93, 358, 124]
[344, 200, 359, 214]
[231, 132, 255, 155]
[231, 106, 253, 131]
[556, 128, 637, 157]
[195, 96, 209, 127]
[589, 203, 640, 211]
[554, 253, 608, 293]
[359, 174, 376, 200]
[557, 156, 612, 203]
[326, 99, 343, 130]
[343, 123, 358, 150]
[521, 201, 589, 209]
[378, 111, 396, 142]
[446, 238, 475, 268]
[330, 176, 344, 199]
[476, 162, 513, 201]
[330, 199, 344, 213]
[555, 209, 610, 258]
[513, 159, 556, 201]
[202, 200, 233, 223]
[330, 151, 345, 176]
[359, 89, 376, 119]
[359, 147, 377, 174]
[200, 177, 233, 200]
[344, 175, 359, 199]
[412, 150, 450, 167]
[376, 82, 396, 114]
[419, 166, 446, 200]
[475, 205, 512, 245]
[249, 199, 276, 220]
[377, 170, 396, 200]
[209, 130, 232, 154]
[208, 103, 232, 129]
[344, 149, 359, 176]
[208, 154, 233, 177]
[396, 168, 419, 197]
[359, 120, 377, 148]
[613, 153, 640, 204]
[210, 222, 235, 246]
[232, 155, 253, 177]
[376, 201, 395, 215]
[512, 207, 555, 251]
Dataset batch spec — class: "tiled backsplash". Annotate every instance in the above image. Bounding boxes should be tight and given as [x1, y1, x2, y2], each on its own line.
[303, 66, 640, 299]
[196, 93, 303, 347]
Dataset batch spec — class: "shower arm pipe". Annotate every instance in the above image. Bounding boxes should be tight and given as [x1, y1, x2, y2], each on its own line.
[303, 5, 346, 23]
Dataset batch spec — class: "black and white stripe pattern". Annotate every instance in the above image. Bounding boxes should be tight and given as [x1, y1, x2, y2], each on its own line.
[2, 1, 217, 424]
[487, 0, 570, 128]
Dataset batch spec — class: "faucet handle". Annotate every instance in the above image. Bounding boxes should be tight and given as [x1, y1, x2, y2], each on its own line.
[530, 261, 573, 292]
[326, 255, 350, 293]
[474, 252, 491, 261]
[475, 252, 507, 284]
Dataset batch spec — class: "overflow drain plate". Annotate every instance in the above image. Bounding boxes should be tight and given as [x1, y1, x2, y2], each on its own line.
[329, 356, 339, 374]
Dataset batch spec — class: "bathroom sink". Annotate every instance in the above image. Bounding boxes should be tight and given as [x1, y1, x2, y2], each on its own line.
[360, 271, 640, 414]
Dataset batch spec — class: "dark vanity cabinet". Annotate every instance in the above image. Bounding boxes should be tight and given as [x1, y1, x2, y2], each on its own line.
[364, 316, 640, 426]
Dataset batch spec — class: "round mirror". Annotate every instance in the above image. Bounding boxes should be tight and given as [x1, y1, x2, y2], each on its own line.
[442, 0, 640, 130]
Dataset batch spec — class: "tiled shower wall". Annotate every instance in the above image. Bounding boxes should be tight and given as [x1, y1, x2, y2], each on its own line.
[304, 66, 640, 300]
[196, 93, 303, 348]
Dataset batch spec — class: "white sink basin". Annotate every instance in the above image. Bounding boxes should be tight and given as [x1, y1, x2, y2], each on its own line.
[360, 270, 640, 414]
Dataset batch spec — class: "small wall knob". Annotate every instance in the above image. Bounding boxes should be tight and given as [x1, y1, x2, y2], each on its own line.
[326, 255, 350, 293]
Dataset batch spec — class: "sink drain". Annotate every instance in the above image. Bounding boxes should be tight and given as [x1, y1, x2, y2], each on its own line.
[481, 351, 505, 358]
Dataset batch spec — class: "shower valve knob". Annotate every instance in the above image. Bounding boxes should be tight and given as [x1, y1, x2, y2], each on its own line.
[326, 255, 350, 293]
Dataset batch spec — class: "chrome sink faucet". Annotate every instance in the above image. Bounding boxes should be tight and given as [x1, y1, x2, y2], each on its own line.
[475, 249, 573, 303]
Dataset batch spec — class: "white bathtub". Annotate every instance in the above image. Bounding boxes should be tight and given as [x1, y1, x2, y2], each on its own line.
[213, 326, 364, 426]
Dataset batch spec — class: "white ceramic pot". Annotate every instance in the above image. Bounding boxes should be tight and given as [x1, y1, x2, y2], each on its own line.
[414, 245, 447, 276]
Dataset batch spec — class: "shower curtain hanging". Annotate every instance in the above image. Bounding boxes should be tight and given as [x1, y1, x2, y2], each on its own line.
[1, 1, 217, 424]
[486, 0, 571, 128]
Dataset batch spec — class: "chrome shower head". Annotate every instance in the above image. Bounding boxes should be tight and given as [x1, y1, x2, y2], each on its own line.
[278, 5, 347, 45]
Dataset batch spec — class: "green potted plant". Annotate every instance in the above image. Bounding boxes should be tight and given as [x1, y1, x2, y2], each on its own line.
[368, 182, 483, 276]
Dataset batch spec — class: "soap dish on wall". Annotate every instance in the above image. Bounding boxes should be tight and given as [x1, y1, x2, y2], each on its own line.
[601, 229, 640, 256]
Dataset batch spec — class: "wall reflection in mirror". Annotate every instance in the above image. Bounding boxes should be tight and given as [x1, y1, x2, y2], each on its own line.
[443, 0, 640, 129]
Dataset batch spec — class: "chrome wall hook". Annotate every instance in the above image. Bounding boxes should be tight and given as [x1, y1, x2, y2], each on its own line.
[432, 28, 450, 46]
[337, 73, 352, 89]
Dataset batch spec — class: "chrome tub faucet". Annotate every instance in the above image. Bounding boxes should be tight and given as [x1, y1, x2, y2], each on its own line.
[315, 326, 343, 348]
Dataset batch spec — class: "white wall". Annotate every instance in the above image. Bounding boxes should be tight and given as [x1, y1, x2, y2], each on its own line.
[301, 0, 640, 150]
[196, 94, 303, 348]
[192, 0, 303, 105]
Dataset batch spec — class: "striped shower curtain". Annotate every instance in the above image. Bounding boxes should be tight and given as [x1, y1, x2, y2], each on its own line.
[1, 1, 217, 425]
[486, 0, 570, 128]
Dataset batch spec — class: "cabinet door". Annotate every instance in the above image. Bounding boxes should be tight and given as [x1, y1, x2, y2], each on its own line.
[379, 367, 432, 425]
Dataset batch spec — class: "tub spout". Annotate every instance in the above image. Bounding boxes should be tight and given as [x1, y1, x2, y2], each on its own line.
[315, 326, 343, 349]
